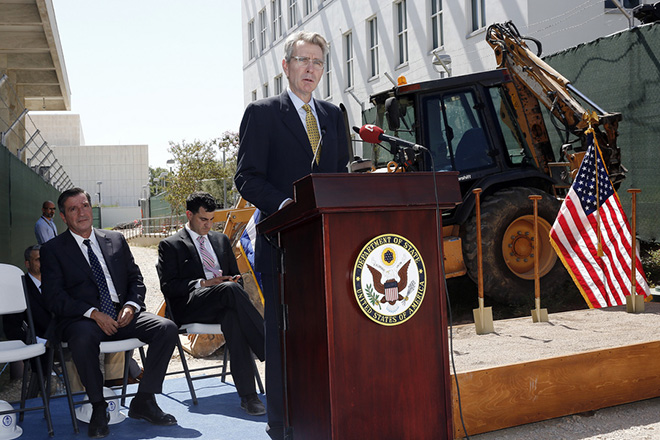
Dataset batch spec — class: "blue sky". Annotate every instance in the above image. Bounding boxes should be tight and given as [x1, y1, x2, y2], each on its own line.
[52, 0, 243, 169]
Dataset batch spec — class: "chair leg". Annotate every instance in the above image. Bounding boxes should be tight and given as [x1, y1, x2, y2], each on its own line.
[33, 351, 54, 436]
[120, 350, 131, 406]
[55, 344, 79, 434]
[176, 337, 198, 405]
[220, 347, 229, 384]
[19, 360, 29, 422]
[252, 355, 264, 394]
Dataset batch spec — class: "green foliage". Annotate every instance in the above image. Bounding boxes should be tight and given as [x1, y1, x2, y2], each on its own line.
[148, 166, 168, 196]
[164, 131, 241, 214]
[166, 139, 223, 215]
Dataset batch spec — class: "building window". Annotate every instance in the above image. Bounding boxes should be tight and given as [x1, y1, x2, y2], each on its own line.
[274, 74, 283, 95]
[288, 0, 298, 28]
[272, 0, 283, 41]
[396, 0, 408, 65]
[345, 32, 354, 89]
[368, 17, 379, 78]
[431, 0, 443, 49]
[324, 51, 332, 98]
[259, 9, 268, 52]
[263, 82, 269, 98]
[471, 0, 485, 32]
[252, 90, 258, 101]
[248, 20, 256, 59]
[304, 0, 313, 16]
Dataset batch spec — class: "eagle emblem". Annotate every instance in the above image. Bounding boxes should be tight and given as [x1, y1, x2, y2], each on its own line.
[366, 260, 411, 304]
[353, 234, 426, 326]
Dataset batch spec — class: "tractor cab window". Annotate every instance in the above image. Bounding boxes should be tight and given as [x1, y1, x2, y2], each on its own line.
[422, 90, 495, 172]
[487, 86, 532, 166]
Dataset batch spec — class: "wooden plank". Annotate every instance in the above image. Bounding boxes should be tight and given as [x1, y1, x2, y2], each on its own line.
[451, 340, 660, 438]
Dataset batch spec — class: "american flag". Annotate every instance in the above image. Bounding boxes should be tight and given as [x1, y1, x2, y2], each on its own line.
[549, 134, 650, 308]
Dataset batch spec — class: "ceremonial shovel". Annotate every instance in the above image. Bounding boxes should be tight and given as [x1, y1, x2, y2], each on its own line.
[472, 188, 494, 334]
[626, 189, 645, 314]
[529, 195, 549, 323]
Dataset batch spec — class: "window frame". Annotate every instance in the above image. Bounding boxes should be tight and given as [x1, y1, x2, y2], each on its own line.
[367, 16, 379, 79]
[272, 0, 283, 41]
[431, 0, 444, 50]
[324, 51, 332, 99]
[396, 0, 409, 66]
[470, 0, 486, 33]
[344, 31, 354, 90]
[259, 8, 268, 52]
[288, 0, 298, 29]
[248, 19, 256, 59]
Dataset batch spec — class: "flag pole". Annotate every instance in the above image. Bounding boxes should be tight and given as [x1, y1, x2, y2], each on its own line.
[585, 113, 604, 257]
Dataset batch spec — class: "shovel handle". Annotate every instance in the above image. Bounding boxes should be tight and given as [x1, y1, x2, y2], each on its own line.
[628, 189, 641, 296]
[529, 195, 542, 299]
[473, 188, 484, 299]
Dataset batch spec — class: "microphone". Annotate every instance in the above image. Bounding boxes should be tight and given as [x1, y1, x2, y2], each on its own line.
[355, 124, 427, 152]
[310, 127, 326, 171]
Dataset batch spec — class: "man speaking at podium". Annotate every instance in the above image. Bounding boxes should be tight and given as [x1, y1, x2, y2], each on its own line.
[235, 30, 349, 440]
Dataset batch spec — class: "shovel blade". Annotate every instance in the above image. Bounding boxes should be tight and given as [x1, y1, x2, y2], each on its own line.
[531, 308, 549, 323]
[473, 306, 494, 335]
[626, 294, 645, 314]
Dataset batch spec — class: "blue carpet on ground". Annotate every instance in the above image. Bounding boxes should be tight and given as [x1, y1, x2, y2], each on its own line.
[9, 376, 269, 440]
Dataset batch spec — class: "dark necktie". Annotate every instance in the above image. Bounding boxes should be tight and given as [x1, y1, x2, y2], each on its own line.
[83, 239, 117, 320]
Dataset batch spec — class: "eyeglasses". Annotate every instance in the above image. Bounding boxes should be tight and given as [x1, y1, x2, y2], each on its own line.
[290, 56, 325, 70]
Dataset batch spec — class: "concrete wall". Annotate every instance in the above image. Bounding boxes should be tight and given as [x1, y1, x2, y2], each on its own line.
[99, 206, 142, 229]
[52, 144, 148, 207]
[28, 112, 85, 146]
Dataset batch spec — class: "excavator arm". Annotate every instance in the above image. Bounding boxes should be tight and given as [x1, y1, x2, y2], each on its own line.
[486, 21, 624, 186]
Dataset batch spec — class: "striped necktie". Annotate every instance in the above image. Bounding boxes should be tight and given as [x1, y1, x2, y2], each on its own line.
[83, 239, 117, 320]
[303, 103, 321, 164]
[197, 235, 221, 278]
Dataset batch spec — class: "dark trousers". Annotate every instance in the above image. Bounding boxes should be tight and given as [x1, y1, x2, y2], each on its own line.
[262, 273, 284, 437]
[177, 282, 264, 397]
[63, 312, 177, 403]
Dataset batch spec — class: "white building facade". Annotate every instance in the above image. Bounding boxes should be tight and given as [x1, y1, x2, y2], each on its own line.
[241, 0, 646, 152]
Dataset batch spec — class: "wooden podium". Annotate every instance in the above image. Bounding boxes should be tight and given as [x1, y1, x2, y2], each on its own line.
[259, 172, 461, 440]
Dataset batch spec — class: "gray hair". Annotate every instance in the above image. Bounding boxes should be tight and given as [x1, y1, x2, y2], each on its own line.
[283, 31, 329, 62]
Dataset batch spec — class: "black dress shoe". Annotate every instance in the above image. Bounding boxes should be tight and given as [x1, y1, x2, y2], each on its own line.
[88, 401, 110, 438]
[128, 395, 177, 425]
[241, 394, 266, 416]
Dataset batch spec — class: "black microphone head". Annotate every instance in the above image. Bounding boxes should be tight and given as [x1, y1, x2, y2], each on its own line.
[352, 126, 360, 134]
[321, 127, 327, 135]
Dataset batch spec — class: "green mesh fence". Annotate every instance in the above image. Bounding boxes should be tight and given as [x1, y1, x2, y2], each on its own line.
[545, 22, 660, 242]
[0, 147, 64, 267]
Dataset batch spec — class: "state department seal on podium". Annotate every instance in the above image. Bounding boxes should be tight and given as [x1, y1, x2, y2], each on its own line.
[352, 233, 426, 326]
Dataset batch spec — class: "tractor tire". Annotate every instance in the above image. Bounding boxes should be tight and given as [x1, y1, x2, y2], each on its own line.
[463, 187, 569, 305]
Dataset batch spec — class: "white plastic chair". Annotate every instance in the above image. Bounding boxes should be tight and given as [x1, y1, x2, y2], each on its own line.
[0, 263, 54, 437]
[50, 338, 147, 433]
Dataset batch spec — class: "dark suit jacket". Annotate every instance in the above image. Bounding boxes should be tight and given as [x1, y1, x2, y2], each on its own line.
[157, 228, 241, 324]
[2, 276, 54, 341]
[40, 229, 145, 335]
[25, 275, 53, 339]
[234, 91, 349, 273]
